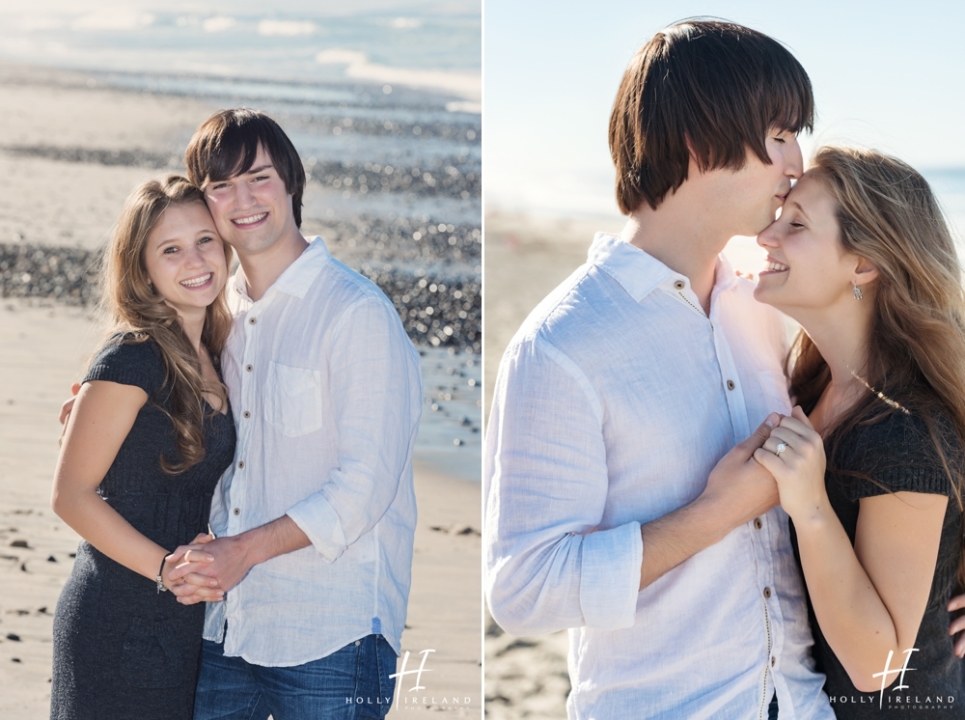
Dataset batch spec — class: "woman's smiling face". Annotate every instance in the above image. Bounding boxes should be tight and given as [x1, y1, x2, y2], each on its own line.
[142, 201, 228, 321]
[753, 171, 862, 318]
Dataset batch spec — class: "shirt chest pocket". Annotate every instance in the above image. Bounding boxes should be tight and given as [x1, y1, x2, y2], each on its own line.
[266, 361, 323, 436]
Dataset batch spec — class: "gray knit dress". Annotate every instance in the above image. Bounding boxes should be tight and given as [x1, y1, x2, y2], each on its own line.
[50, 336, 235, 720]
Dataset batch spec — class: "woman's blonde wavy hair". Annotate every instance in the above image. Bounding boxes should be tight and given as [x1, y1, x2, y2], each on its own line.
[788, 146, 965, 584]
[102, 175, 233, 474]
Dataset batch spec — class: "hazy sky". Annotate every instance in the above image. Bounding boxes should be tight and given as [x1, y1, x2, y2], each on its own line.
[485, 1, 965, 217]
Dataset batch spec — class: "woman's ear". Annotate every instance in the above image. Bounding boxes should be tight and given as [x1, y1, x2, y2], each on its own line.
[852, 256, 879, 289]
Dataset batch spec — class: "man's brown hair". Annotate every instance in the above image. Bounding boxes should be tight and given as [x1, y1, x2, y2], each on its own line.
[609, 19, 814, 214]
[185, 108, 307, 227]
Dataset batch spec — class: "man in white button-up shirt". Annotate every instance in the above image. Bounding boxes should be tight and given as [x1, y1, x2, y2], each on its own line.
[485, 21, 835, 720]
[168, 109, 422, 720]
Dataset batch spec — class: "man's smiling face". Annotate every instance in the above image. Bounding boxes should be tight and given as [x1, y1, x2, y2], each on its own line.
[202, 143, 295, 258]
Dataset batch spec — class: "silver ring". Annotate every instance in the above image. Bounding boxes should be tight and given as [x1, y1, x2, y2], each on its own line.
[775, 442, 788, 456]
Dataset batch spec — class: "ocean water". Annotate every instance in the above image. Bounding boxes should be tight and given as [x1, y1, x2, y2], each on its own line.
[0, 3, 480, 101]
[926, 169, 965, 248]
[0, 0, 481, 188]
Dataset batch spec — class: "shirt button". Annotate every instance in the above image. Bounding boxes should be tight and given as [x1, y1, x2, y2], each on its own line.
[237, 460, 245, 469]
[763, 587, 772, 599]
[246, 364, 253, 372]
[771, 657, 776, 667]
[754, 518, 763, 530]
[673, 280, 686, 290]
[233, 508, 240, 516]
[243, 411, 251, 419]
[726, 380, 736, 391]
[249, 317, 257, 325]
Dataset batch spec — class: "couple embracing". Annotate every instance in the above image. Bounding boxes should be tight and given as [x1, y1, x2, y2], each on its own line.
[485, 19, 965, 719]
[51, 110, 420, 719]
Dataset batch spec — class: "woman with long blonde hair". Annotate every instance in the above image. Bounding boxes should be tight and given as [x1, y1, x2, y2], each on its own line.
[751, 146, 965, 716]
[50, 176, 236, 719]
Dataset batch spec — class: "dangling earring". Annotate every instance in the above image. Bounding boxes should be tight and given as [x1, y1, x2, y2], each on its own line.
[852, 283, 863, 301]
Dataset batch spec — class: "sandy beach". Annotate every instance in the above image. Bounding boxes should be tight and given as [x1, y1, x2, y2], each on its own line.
[0, 63, 481, 719]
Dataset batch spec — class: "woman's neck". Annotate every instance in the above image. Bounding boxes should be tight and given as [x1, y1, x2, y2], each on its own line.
[809, 378, 866, 435]
[177, 309, 207, 354]
[795, 307, 873, 433]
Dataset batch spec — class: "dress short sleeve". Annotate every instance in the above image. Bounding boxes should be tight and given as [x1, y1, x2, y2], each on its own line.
[83, 334, 166, 398]
[838, 410, 957, 502]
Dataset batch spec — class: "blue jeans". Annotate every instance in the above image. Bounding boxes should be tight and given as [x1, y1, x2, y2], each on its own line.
[193, 634, 397, 720]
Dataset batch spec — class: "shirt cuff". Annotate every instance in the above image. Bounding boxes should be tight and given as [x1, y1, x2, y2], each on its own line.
[286, 495, 348, 563]
[202, 599, 226, 644]
[579, 521, 642, 630]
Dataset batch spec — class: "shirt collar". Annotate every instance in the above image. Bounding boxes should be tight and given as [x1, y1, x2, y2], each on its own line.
[589, 232, 739, 302]
[228, 236, 331, 303]
[711, 254, 739, 295]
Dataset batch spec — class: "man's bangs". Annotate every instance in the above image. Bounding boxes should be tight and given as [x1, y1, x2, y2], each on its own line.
[205, 129, 262, 184]
[765, 67, 815, 135]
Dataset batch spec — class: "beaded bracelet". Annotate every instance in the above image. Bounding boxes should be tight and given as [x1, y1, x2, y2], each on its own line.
[156, 554, 169, 594]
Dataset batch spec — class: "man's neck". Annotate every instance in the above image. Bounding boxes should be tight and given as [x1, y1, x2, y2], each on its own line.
[621, 199, 730, 314]
[236, 229, 310, 301]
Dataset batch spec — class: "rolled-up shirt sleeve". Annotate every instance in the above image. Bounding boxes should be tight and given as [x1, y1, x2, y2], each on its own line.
[287, 297, 421, 562]
[485, 335, 642, 636]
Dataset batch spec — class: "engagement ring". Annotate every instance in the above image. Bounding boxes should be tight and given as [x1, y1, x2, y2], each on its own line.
[775, 442, 788, 456]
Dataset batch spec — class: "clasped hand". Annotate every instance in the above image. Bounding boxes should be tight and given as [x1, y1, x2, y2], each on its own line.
[701, 412, 782, 528]
[701, 407, 828, 528]
[752, 406, 829, 523]
[161, 533, 255, 605]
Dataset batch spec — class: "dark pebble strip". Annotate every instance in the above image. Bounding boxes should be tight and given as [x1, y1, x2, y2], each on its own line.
[0, 243, 479, 353]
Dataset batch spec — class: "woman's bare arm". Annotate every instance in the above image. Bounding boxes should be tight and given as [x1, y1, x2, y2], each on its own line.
[795, 491, 946, 691]
[52, 380, 221, 597]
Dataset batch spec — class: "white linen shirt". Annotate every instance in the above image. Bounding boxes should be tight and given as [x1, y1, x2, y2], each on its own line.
[203, 237, 422, 666]
[485, 234, 833, 720]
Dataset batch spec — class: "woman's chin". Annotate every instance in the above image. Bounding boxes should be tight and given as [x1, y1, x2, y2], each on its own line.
[753, 282, 777, 306]
[755, 291, 799, 321]
[753, 273, 793, 308]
